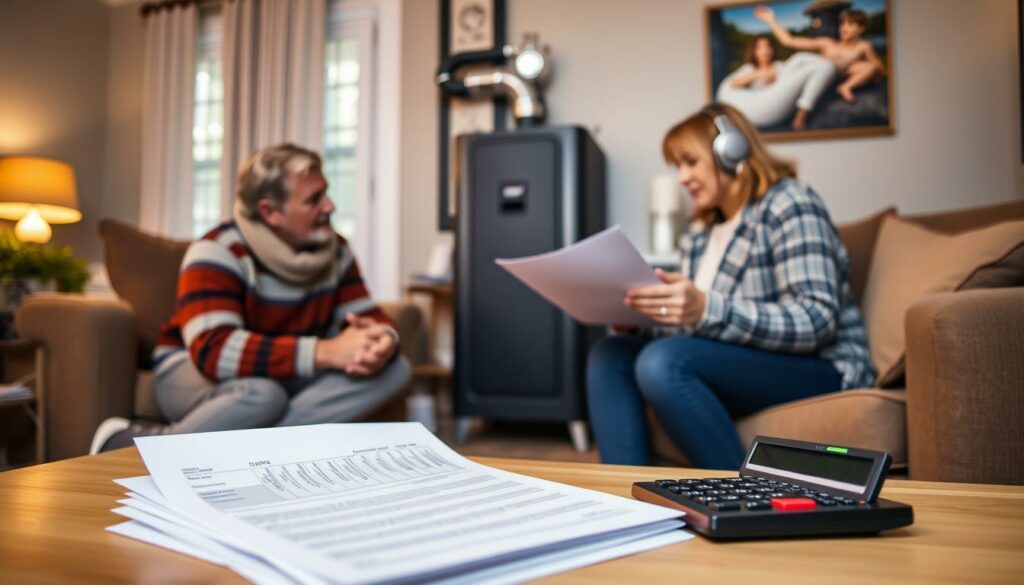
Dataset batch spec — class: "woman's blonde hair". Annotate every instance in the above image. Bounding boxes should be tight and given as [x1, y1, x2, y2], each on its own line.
[661, 103, 796, 223]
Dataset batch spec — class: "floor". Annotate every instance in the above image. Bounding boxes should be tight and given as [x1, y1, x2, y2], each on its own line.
[425, 387, 600, 464]
[439, 417, 600, 464]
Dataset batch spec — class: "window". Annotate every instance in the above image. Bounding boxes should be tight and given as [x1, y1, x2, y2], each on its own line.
[189, 1, 377, 257]
[324, 5, 375, 260]
[192, 10, 224, 238]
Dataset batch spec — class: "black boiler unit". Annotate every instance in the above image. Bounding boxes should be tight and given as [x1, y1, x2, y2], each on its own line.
[454, 126, 606, 451]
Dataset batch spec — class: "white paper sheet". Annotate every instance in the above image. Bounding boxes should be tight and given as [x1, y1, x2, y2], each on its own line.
[109, 517, 691, 585]
[131, 423, 685, 585]
[495, 225, 664, 326]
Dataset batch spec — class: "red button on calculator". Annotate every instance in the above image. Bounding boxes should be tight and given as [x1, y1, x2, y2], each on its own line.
[770, 497, 817, 511]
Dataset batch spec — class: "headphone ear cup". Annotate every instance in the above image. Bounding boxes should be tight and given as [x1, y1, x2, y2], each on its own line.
[703, 107, 751, 173]
[715, 130, 750, 172]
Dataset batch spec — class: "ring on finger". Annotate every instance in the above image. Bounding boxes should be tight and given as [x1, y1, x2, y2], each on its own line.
[659, 306, 667, 316]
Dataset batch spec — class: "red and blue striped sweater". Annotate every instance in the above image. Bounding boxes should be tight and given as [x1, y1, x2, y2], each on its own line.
[153, 221, 392, 381]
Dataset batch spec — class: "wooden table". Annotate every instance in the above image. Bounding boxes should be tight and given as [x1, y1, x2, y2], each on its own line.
[1, 449, 1022, 584]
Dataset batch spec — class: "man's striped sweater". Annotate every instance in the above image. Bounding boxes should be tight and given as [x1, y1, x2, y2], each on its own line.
[153, 221, 392, 381]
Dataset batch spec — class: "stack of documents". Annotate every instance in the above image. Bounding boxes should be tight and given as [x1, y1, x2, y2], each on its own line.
[109, 423, 690, 584]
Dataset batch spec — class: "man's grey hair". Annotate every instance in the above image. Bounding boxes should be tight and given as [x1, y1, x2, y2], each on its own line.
[236, 143, 322, 219]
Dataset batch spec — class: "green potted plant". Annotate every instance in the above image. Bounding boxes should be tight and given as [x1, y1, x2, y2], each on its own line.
[0, 227, 90, 338]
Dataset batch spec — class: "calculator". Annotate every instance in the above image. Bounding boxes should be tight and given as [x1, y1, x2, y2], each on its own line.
[632, 436, 914, 539]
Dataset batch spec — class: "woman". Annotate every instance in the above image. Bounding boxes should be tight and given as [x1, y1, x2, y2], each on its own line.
[716, 35, 836, 130]
[586, 103, 873, 469]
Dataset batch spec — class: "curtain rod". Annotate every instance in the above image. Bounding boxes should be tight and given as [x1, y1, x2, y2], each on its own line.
[139, 0, 226, 18]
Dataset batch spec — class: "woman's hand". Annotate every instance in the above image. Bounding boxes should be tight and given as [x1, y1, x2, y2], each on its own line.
[753, 4, 776, 23]
[624, 269, 706, 326]
[758, 68, 777, 85]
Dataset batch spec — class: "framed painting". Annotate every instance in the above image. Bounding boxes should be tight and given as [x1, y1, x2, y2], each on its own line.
[438, 0, 508, 230]
[706, 0, 894, 141]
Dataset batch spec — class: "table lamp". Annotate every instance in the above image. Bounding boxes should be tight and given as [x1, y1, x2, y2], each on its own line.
[0, 156, 82, 244]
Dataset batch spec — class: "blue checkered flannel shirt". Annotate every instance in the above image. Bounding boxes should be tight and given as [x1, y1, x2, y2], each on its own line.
[664, 178, 875, 389]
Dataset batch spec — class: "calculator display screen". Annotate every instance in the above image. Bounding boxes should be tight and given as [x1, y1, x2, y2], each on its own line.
[746, 443, 874, 494]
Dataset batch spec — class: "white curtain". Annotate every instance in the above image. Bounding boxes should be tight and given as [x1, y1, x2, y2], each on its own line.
[139, 5, 197, 237]
[220, 0, 327, 214]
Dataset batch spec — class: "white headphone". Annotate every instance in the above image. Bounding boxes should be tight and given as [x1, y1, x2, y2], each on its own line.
[703, 105, 750, 174]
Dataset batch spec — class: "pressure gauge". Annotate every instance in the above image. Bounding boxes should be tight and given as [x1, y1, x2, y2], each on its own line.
[514, 48, 546, 81]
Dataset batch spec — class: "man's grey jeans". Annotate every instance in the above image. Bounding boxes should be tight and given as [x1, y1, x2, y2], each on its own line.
[152, 355, 411, 434]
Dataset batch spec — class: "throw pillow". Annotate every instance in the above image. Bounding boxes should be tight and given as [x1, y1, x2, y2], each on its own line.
[959, 242, 1024, 289]
[99, 220, 190, 368]
[860, 215, 1024, 387]
[836, 207, 897, 304]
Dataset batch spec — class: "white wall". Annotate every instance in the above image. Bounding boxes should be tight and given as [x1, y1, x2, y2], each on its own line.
[3, 0, 1020, 273]
[0, 0, 112, 261]
[400, 0, 1023, 274]
[399, 0, 448, 281]
[102, 2, 146, 229]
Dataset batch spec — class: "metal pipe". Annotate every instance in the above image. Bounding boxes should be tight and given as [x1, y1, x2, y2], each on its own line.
[463, 70, 546, 126]
[435, 46, 512, 98]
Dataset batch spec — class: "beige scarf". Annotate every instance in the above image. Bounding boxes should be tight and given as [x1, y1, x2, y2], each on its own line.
[233, 201, 338, 285]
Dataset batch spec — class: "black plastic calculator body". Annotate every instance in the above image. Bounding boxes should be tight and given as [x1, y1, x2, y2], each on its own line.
[632, 436, 914, 539]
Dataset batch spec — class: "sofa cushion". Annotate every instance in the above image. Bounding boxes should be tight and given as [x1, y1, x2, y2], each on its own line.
[908, 199, 1024, 292]
[734, 389, 907, 467]
[99, 220, 190, 368]
[959, 242, 1024, 289]
[836, 207, 896, 304]
[649, 389, 908, 468]
[861, 215, 1024, 387]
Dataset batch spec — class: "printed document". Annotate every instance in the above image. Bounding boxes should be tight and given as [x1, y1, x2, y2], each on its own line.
[112, 423, 688, 584]
[495, 225, 666, 326]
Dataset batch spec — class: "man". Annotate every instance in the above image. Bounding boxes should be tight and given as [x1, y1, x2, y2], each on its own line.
[91, 144, 410, 453]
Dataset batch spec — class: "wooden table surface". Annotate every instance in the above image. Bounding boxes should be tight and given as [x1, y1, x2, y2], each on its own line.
[1, 449, 1022, 584]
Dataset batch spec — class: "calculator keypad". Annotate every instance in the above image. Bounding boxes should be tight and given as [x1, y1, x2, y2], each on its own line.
[652, 476, 861, 512]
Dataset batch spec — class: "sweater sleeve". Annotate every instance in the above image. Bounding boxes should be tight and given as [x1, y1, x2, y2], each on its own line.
[177, 240, 318, 382]
[331, 251, 395, 330]
[692, 192, 842, 353]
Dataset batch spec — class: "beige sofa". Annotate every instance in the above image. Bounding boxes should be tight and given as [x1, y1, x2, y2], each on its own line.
[648, 200, 1024, 485]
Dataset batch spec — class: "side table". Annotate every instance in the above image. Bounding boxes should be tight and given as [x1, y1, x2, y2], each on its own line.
[403, 282, 453, 432]
[404, 281, 453, 385]
[0, 339, 45, 466]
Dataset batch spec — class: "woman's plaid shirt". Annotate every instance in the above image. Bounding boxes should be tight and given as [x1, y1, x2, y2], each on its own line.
[668, 178, 875, 389]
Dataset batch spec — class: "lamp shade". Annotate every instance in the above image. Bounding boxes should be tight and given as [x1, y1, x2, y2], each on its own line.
[0, 156, 82, 224]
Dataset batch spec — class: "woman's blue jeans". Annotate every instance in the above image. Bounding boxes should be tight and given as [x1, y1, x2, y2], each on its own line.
[586, 335, 842, 469]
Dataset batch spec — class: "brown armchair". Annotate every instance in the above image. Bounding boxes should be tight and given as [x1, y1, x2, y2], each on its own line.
[16, 220, 426, 462]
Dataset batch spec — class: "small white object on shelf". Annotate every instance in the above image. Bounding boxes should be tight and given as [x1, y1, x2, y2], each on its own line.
[0, 383, 31, 401]
[650, 173, 685, 256]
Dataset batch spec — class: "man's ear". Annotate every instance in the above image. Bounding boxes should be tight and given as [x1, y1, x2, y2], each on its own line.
[256, 199, 283, 227]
